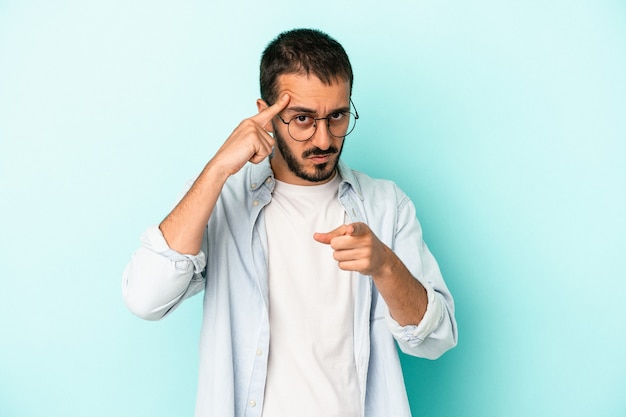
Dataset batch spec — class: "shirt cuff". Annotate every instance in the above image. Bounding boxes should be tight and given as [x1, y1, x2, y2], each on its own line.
[140, 225, 206, 274]
[385, 283, 444, 348]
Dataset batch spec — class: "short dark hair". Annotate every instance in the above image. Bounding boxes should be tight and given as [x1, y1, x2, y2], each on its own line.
[260, 28, 353, 104]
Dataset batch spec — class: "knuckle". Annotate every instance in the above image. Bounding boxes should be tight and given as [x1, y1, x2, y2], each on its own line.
[241, 118, 260, 130]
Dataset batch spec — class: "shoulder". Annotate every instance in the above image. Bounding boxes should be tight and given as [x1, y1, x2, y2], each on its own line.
[339, 161, 409, 204]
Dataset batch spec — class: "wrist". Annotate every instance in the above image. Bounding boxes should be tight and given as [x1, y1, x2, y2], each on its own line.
[370, 245, 396, 280]
[203, 158, 233, 184]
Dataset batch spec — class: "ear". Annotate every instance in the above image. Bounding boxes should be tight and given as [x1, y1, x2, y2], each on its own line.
[256, 98, 274, 132]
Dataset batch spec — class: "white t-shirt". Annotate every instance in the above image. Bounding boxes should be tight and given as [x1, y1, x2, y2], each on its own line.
[262, 174, 360, 417]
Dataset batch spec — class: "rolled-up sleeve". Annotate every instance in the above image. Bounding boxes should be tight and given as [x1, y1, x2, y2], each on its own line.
[122, 225, 206, 321]
[386, 282, 456, 359]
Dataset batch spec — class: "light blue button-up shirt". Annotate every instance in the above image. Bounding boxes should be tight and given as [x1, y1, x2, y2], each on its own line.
[123, 159, 457, 417]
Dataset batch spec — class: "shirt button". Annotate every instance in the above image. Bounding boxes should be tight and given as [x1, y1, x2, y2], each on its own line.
[265, 178, 273, 184]
[256, 349, 263, 356]
[251, 183, 258, 189]
[252, 200, 259, 206]
[249, 400, 256, 407]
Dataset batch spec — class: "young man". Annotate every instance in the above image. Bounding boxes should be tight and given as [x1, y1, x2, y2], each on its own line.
[123, 28, 457, 417]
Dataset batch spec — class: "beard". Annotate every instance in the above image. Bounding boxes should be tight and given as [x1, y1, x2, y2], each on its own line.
[272, 125, 343, 183]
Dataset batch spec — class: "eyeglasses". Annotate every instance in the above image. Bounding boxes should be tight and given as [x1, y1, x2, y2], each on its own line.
[276, 99, 359, 142]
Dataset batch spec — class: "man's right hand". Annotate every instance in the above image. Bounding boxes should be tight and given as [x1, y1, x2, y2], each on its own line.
[159, 93, 290, 254]
[209, 93, 290, 178]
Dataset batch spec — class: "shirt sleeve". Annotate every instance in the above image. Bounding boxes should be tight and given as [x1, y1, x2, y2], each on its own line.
[385, 191, 458, 359]
[122, 225, 206, 321]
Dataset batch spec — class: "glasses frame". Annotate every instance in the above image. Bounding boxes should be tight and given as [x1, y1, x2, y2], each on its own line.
[275, 98, 359, 142]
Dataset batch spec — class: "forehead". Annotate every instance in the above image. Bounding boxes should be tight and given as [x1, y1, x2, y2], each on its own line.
[276, 73, 350, 112]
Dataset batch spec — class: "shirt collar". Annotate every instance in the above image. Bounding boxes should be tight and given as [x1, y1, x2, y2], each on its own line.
[337, 160, 364, 201]
[246, 158, 363, 200]
[248, 159, 274, 192]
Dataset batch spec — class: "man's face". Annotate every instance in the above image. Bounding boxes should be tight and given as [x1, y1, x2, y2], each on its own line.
[260, 73, 351, 186]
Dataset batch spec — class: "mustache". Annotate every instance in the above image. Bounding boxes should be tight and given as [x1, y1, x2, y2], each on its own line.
[302, 146, 339, 158]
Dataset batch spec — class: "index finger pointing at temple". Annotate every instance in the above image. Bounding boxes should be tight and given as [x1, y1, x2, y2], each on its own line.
[253, 93, 290, 126]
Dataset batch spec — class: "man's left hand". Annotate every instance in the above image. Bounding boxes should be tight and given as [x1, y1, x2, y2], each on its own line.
[313, 222, 389, 276]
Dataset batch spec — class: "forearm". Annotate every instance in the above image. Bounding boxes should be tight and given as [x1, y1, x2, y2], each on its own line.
[374, 248, 457, 359]
[371, 246, 428, 326]
[160, 95, 289, 254]
[160, 161, 230, 254]
[124, 96, 288, 319]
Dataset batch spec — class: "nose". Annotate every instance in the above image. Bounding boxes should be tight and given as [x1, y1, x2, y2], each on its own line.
[310, 119, 332, 150]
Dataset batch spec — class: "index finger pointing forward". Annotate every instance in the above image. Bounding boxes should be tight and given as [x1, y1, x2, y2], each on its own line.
[313, 224, 350, 245]
[253, 93, 290, 126]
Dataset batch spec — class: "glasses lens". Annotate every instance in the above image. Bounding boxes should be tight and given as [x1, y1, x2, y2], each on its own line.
[328, 112, 357, 138]
[287, 115, 316, 141]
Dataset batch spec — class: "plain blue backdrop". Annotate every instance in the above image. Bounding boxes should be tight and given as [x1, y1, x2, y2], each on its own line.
[1, 1, 625, 416]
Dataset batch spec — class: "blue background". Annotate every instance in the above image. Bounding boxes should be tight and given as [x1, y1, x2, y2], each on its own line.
[1, 1, 625, 416]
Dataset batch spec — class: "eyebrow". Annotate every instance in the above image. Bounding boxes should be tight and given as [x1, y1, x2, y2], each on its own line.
[285, 105, 351, 116]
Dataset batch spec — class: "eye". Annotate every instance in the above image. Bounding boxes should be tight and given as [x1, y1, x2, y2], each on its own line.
[329, 112, 346, 123]
[292, 115, 314, 126]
